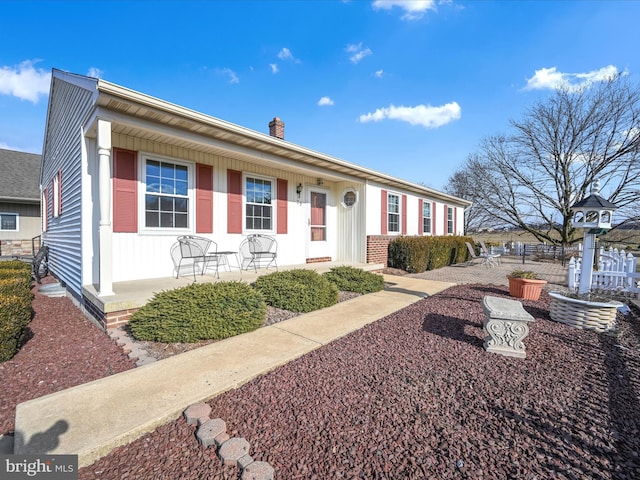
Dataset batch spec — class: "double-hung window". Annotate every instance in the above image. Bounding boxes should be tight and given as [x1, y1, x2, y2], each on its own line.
[0, 213, 17, 231]
[422, 202, 431, 234]
[245, 176, 273, 231]
[387, 193, 400, 233]
[144, 158, 189, 229]
[447, 206, 454, 234]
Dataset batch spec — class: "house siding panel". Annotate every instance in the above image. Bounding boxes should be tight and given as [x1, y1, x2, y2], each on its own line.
[41, 77, 96, 298]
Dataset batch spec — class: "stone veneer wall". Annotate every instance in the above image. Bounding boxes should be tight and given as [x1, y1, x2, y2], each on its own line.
[0, 239, 34, 256]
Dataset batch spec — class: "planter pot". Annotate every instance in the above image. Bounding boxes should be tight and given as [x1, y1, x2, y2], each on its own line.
[508, 277, 548, 301]
[548, 291, 622, 333]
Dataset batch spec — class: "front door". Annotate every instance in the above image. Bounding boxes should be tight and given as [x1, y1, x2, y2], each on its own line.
[307, 189, 329, 260]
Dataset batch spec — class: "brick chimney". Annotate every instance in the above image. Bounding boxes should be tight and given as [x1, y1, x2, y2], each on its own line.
[268, 117, 285, 140]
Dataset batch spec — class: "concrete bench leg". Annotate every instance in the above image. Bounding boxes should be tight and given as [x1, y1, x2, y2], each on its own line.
[482, 296, 535, 359]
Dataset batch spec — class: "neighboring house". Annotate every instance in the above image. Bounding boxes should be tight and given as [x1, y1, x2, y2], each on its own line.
[0, 148, 41, 256]
[41, 69, 471, 325]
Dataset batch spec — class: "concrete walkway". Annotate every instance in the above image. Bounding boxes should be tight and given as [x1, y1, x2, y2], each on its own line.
[13, 275, 454, 468]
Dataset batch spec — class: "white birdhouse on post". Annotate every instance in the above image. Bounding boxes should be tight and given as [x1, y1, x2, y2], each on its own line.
[570, 180, 618, 295]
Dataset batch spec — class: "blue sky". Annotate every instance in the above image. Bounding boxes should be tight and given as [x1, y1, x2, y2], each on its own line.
[2, 0, 640, 191]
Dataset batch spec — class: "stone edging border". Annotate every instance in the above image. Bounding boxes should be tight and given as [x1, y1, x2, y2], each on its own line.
[184, 403, 275, 480]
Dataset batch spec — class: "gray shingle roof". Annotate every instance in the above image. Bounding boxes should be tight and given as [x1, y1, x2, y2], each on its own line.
[0, 148, 41, 202]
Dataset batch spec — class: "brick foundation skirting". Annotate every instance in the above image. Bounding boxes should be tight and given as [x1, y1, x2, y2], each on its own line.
[82, 295, 139, 330]
[366, 235, 396, 265]
[305, 257, 332, 263]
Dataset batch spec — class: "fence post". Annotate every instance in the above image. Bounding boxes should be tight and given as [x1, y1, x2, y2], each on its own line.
[568, 257, 576, 290]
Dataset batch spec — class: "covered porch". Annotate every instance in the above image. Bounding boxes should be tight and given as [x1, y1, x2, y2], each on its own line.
[82, 261, 384, 329]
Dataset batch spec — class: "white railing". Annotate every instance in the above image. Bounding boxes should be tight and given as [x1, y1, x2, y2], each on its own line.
[568, 247, 640, 295]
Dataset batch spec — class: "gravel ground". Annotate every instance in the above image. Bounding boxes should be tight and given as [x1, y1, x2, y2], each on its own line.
[0, 277, 136, 436]
[76, 284, 640, 480]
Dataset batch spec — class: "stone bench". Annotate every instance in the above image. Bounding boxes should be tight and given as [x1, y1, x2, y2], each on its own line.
[482, 296, 535, 359]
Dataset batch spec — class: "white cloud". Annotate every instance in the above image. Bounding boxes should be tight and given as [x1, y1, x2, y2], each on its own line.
[318, 96, 334, 106]
[219, 68, 239, 84]
[359, 101, 461, 128]
[375, 69, 384, 78]
[372, 0, 436, 20]
[524, 65, 620, 92]
[0, 60, 51, 103]
[277, 47, 300, 63]
[346, 43, 373, 64]
[87, 67, 103, 78]
[269, 63, 279, 74]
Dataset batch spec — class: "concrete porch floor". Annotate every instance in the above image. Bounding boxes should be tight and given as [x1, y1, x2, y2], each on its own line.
[82, 261, 385, 316]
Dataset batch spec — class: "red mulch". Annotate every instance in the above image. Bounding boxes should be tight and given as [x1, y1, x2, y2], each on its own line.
[0, 278, 136, 435]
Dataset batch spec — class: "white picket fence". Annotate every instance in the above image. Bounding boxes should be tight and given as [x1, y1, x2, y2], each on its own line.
[568, 247, 640, 295]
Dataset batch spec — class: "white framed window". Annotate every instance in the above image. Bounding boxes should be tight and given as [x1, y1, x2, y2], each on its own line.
[388, 193, 400, 233]
[422, 202, 431, 234]
[341, 189, 357, 208]
[0, 213, 18, 231]
[245, 175, 274, 231]
[141, 155, 191, 230]
[447, 206, 454, 234]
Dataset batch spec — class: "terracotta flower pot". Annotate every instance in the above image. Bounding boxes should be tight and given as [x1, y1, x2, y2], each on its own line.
[508, 277, 547, 301]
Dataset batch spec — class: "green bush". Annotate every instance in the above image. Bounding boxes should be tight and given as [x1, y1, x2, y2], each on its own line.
[0, 292, 33, 362]
[0, 277, 32, 296]
[388, 235, 474, 273]
[253, 269, 339, 313]
[0, 260, 31, 271]
[323, 266, 384, 294]
[0, 267, 32, 282]
[129, 281, 267, 343]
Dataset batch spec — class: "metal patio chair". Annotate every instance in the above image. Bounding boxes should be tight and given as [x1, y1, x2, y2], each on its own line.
[171, 235, 220, 281]
[239, 234, 278, 272]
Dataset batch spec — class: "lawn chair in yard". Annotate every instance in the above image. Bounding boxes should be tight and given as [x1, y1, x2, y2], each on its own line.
[479, 240, 501, 265]
[239, 234, 278, 272]
[465, 241, 498, 268]
[170, 235, 220, 281]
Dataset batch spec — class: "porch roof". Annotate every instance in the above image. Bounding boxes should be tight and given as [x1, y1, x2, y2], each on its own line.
[67, 70, 470, 207]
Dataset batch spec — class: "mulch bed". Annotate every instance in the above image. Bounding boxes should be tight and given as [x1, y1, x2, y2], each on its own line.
[79, 285, 640, 480]
[0, 278, 136, 436]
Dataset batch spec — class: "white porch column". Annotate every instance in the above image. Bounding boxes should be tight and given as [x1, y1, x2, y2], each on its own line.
[97, 118, 114, 296]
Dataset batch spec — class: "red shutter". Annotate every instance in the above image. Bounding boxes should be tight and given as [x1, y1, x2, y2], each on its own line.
[277, 178, 288, 234]
[418, 198, 423, 234]
[381, 189, 388, 235]
[227, 169, 242, 234]
[196, 164, 213, 234]
[401, 194, 407, 235]
[57, 170, 62, 215]
[113, 148, 138, 233]
[43, 189, 48, 231]
[443, 204, 448, 234]
[432, 202, 436, 235]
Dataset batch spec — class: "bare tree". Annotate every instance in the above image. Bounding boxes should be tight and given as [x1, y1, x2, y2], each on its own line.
[446, 75, 640, 245]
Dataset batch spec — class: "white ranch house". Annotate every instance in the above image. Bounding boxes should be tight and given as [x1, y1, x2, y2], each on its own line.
[40, 69, 470, 327]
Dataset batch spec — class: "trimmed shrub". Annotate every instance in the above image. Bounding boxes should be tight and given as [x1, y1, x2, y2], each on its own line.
[253, 269, 339, 313]
[0, 292, 33, 362]
[129, 281, 267, 343]
[323, 266, 384, 294]
[0, 260, 31, 271]
[388, 235, 474, 273]
[0, 277, 32, 296]
[0, 267, 32, 282]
